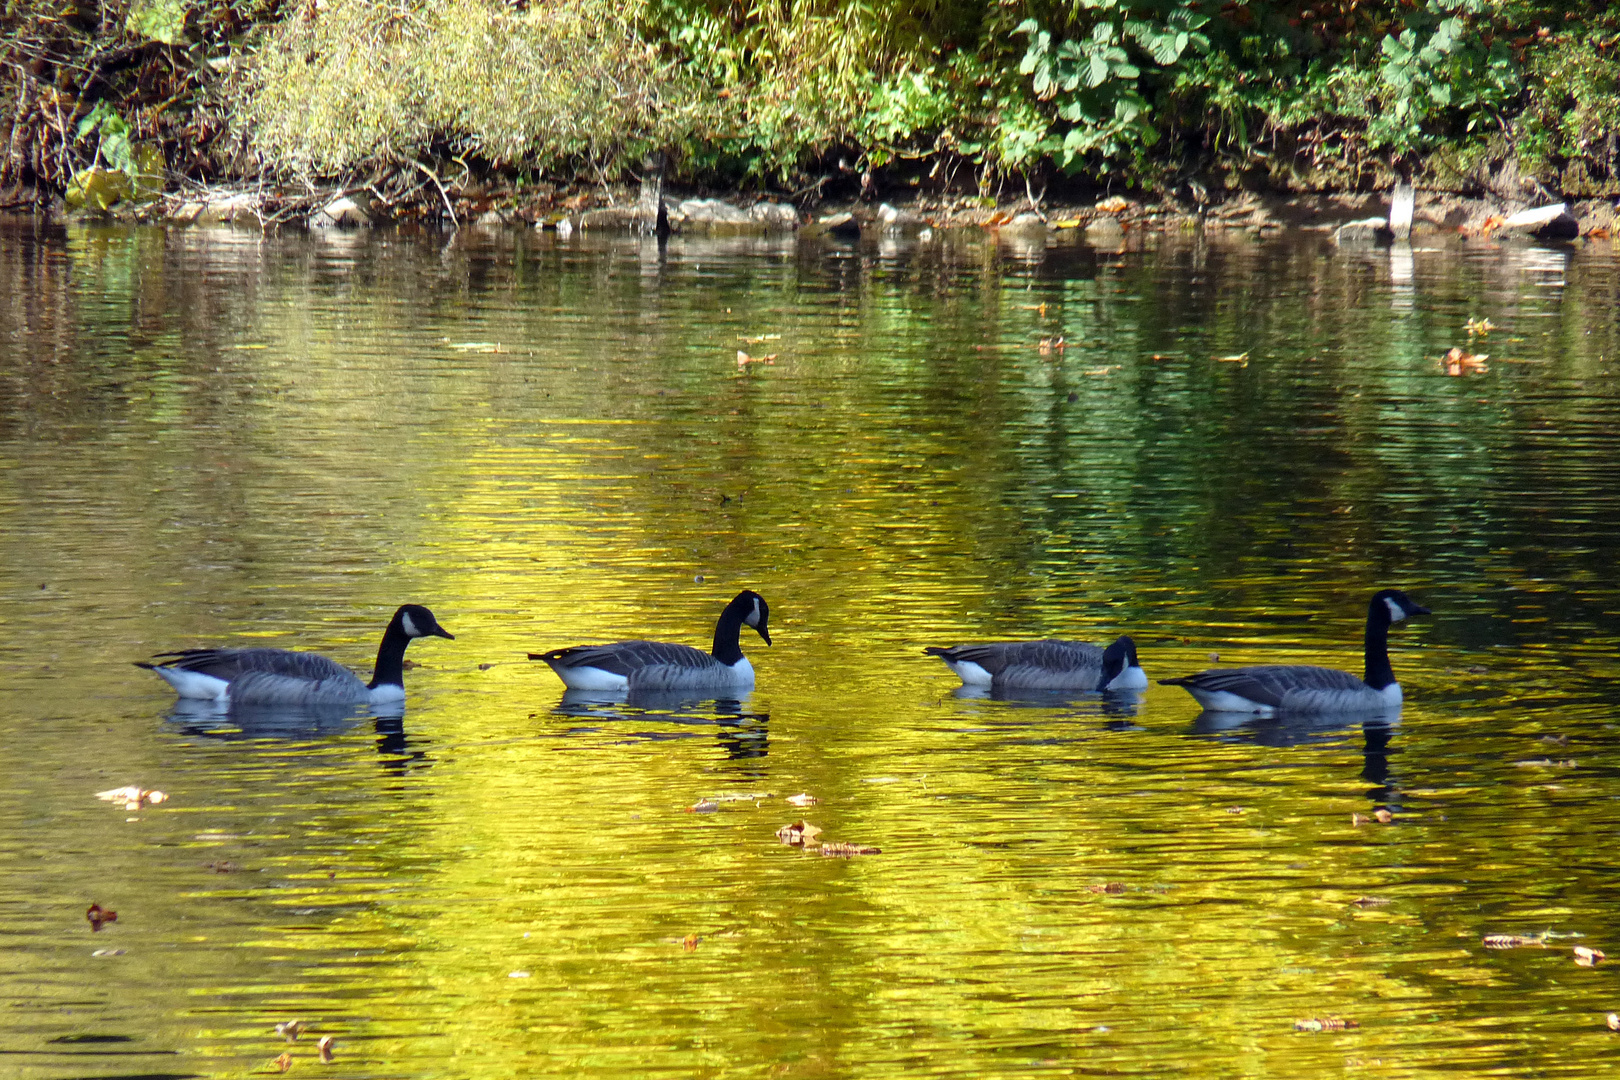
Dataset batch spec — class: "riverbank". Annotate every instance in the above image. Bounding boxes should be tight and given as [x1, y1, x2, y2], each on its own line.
[6, 181, 1615, 250]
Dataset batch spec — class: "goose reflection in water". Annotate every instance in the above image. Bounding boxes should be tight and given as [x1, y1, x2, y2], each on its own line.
[551, 689, 769, 761]
[160, 698, 435, 773]
[1192, 711, 1406, 815]
[952, 680, 1145, 717]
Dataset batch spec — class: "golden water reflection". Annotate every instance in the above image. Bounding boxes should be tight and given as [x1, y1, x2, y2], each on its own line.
[1, 221, 1619, 1077]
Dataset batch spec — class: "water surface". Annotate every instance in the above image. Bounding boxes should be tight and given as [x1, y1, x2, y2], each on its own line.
[3, 219, 1620, 1078]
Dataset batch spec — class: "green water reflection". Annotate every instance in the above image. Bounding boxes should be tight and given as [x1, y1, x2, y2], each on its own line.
[2, 220, 1619, 1078]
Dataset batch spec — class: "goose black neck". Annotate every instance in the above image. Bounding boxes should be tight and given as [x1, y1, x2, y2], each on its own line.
[1363, 597, 1396, 690]
[711, 604, 747, 666]
[369, 622, 412, 689]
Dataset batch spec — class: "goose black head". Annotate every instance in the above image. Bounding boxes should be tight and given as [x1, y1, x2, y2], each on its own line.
[732, 590, 771, 646]
[1373, 589, 1430, 624]
[395, 604, 455, 640]
[1099, 634, 1135, 690]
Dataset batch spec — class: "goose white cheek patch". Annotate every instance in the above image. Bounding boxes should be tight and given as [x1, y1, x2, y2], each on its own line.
[402, 611, 420, 637]
[1384, 598, 1406, 622]
[746, 599, 761, 627]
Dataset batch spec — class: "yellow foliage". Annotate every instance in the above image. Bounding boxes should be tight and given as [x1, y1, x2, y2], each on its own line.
[231, 0, 704, 175]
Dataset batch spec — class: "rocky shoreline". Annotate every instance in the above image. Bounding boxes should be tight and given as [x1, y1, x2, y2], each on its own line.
[4, 179, 1617, 246]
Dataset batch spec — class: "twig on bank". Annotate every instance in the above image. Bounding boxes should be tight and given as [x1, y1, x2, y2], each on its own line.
[411, 158, 457, 227]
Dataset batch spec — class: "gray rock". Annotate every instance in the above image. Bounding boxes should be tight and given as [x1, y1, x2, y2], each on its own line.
[677, 198, 752, 224]
[1388, 182, 1415, 239]
[1004, 212, 1047, 232]
[1499, 202, 1580, 240]
[199, 192, 260, 225]
[579, 205, 640, 230]
[1334, 217, 1393, 244]
[1084, 215, 1125, 241]
[821, 211, 860, 239]
[475, 208, 514, 227]
[750, 201, 800, 228]
[877, 203, 925, 232]
[309, 194, 372, 228]
[169, 201, 204, 224]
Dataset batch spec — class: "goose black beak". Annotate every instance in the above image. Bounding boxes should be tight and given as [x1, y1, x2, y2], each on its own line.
[1411, 604, 1431, 617]
[759, 627, 772, 646]
[434, 627, 455, 639]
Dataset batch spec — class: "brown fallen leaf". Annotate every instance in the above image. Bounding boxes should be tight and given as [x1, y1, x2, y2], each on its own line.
[1374, 809, 1393, 824]
[776, 820, 823, 846]
[687, 799, 719, 813]
[1575, 946, 1606, 966]
[682, 933, 700, 951]
[1087, 882, 1126, 894]
[1351, 897, 1392, 908]
[86, 903, 116, 931]
[819, 842, 881, 857]
[273, 1052, 292, 1073]
[736, 350, 777, 366]
[1483, 933, 1546, 949]
[1351, 813, 1369, 826]
[1441, 346, 1489, 376]
[276, 1020, 306, 1041]
[786, 793, 819, 807]
[318, 1036, 335, 1063]
[1037, 336, 1066, 354]
[204, 861, 238, 873]
[1607, 1013, 1619, 1032]
[1294, 1017, 1359, 1032]
[478, 663, 494, 671]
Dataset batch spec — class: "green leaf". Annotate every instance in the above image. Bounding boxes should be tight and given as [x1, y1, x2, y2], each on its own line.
[127, 0, 189, 46]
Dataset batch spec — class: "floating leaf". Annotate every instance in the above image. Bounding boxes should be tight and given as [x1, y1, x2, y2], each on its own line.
[204, 861, 238, 873]
[1351, 897, 1392, 908]
[1608, 1013, 1619, 1032]
[1441, 347, 1488, 376]
[1087, 882, 1126, 894]
[1483, 933, 1546, 949]
[737, 334, 781, 344]
[786, 793, 819, 807]
[1464, 317, 1495, 337]
[682, 934, 700, 951]
[688, 799, 719, 813]
[820, 842, 881, 857]
[273, 1051, 292, 1073]
[1215, 352, 1250, 365]
[1037, 336, 1065, 354]
[1575, 946, 1606, 966]
[96, 786, 167, 811]
[776, 820, 823, 846]
[318, 1036, 335, 1063]
[276, 1020, 306, 1042]
[1514, 758, 1577, 768]
[91, 947, 125, 957]
[1374, 809, 1393, 824]
[448, 341, 503, 352]
[86, 903, 117, 931]
[736, 350, 777, 366]
[1294, 1017, 1359, 1032]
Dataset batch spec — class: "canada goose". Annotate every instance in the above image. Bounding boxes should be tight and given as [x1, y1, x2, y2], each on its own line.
[1159, 589, 1429, 715]
[529, 590, 770, 693]
[136, 604, 454, 707]
[923, 635, 1144, 692]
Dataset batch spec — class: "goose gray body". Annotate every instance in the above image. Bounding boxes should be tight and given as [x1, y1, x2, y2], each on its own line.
[531, 590, 770, 694]
[1160, 589, 1428, 716]
[137, 604, 454, 707]
[924, 635, 1144, 691]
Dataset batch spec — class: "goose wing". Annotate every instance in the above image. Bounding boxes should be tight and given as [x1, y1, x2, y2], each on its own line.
[530, 640, 717, 677]
[147, 647, 359, 684]
[925, 640, 1102, 678]
[1159, 665, 1364, 708]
